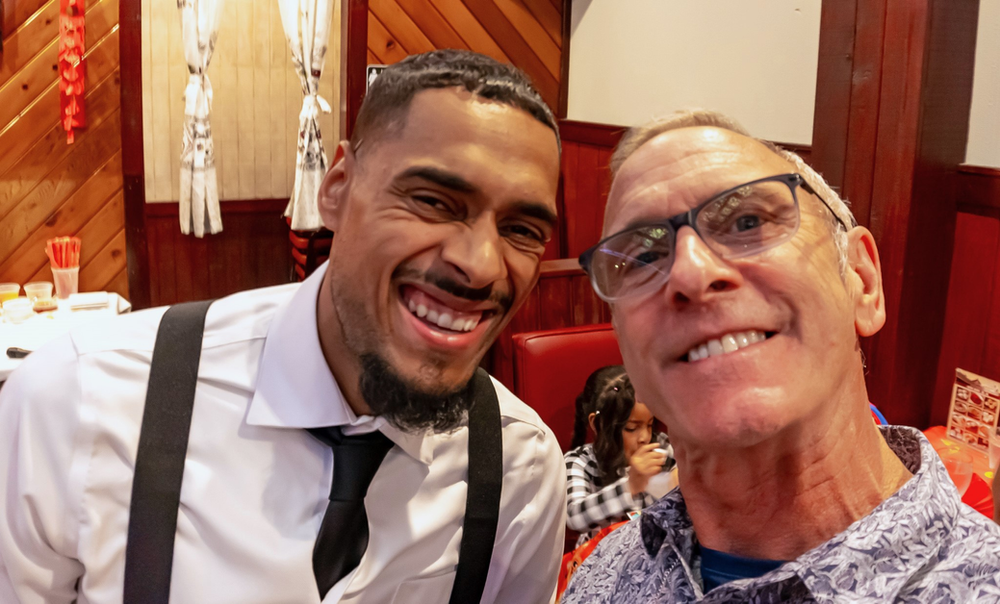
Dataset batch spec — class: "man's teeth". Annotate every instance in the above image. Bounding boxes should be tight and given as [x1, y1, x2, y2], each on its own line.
[688, 330, 767, 361]
[407, 299, 479, 332]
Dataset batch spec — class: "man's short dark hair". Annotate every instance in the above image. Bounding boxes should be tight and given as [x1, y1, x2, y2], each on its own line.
[351, 49, 560, 153]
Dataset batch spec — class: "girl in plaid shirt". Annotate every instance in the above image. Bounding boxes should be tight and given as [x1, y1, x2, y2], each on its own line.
[564, 366, 674, 546]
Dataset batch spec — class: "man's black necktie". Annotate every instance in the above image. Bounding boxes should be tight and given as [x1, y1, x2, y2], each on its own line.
[308, 426, 395, 599]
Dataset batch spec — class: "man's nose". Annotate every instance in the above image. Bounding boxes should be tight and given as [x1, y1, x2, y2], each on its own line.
[663, 226, 742, 306]
[439, 218, 507, 289]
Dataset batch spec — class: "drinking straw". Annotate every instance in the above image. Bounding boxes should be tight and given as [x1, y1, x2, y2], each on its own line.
[46, 236, 82, 268]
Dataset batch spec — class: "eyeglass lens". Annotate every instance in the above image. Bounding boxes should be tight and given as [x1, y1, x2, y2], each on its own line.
[591, 178, 801, 300]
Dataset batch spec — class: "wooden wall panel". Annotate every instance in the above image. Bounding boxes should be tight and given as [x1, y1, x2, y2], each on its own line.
[367, 0, 562, 111]
[0, 0, 127, 299]
[1, 0, 47, 38]
[932, 166, 1000, 426]
[811, 0, 980, 428]
[488, 258, 610, 388]
[141, 0, 342, 203]
[555, 121, 621, 259]
[0, 1, 58, 84]
[145, 200, 293, 306]
[2, 151, 123, 285]
[0, 0, 116, 130]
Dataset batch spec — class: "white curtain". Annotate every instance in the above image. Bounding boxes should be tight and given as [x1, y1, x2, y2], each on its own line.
[178, 0, 224, 237]
[279, 0, 333, 232]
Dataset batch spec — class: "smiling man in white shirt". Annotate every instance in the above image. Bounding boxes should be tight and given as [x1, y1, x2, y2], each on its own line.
[0, 50, 566, 604]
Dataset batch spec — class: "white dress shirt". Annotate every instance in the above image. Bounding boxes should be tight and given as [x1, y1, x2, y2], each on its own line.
[0, 265, 566, 604]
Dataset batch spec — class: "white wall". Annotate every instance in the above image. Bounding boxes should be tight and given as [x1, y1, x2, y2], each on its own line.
[967, 0, 1000, 168]
[567, 0, 822, 145]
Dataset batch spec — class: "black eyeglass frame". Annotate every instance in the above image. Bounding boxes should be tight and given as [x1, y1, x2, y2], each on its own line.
[578, 173, 850, 302]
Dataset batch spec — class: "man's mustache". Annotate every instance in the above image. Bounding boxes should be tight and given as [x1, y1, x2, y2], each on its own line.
[394, 266, 514, 311]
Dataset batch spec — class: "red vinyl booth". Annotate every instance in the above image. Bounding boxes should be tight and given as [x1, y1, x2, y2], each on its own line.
[511, 324, 623, 452]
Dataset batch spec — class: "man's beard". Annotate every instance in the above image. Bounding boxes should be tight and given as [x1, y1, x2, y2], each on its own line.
[358, 353, 477, 432]
[329, 262, 513, 433]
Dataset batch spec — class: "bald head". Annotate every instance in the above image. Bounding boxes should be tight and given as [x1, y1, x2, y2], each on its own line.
[604, 127, 799, 238]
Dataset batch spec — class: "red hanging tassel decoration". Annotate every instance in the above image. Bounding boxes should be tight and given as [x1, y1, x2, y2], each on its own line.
[59, 0, 86, 144]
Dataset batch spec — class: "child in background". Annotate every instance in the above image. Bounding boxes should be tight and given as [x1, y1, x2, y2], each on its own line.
[564, 365, 675, 546]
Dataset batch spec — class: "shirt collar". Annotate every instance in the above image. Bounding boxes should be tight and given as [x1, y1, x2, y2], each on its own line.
[639, 426, 961, 599]
[246, 263, 433, 465]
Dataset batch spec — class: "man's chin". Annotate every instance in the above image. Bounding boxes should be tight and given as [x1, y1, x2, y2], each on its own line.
[359, 353, 478, 433]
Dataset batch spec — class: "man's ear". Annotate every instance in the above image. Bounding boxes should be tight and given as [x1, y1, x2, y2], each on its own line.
[318, 141, 354, 232]
[846, 226, 885, 337]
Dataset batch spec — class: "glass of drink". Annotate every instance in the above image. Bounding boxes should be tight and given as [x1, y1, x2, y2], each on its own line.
[0, 283, 19, 304]
[939, 446, 974, 496]
[24, 282, 53, 303]
[989, 432, 1000, 474]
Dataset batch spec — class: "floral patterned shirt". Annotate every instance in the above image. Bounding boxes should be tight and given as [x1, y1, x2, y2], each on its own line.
[562, 426, 1000, 603]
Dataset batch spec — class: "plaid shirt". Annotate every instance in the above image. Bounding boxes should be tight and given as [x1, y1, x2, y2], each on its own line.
[565, 433, 674, 545]
[563, 426, 1000, 603]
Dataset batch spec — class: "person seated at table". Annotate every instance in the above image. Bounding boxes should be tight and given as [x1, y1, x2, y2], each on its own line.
[562, 109, 1000, 602]
[565, 365, 674, 546]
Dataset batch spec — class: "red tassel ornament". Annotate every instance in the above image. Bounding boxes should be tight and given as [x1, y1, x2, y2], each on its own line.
[59, 0, 86, 144]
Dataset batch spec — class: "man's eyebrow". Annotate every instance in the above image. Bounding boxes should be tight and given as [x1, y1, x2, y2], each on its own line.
[395, 166, 477, 194]
[510, 201, 558, 229]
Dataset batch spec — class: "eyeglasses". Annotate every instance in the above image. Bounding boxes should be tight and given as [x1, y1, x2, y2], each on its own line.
[579, 173, 849, 302]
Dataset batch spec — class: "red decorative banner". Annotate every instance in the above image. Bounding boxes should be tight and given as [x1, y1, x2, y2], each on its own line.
[59, 0, 86, 144]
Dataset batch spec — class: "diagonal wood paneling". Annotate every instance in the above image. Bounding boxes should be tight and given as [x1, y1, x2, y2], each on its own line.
[0, 0, 118, 141]
[368, 0, 562, 111]
[0, 0, 60, 85]
[4, 152, 124, 285]
[1, 0, 47, 39]
[0, 0, 126, 299]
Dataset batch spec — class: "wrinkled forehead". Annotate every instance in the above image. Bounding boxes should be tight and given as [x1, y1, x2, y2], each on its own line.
[603, 127, 794, 236]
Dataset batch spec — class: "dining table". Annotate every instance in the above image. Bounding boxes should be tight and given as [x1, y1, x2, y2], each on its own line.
[0, 292, 131, 384]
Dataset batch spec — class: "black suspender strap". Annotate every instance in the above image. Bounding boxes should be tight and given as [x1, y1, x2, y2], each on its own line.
[448, 367, 504, 604]
[122, 301, 501, 604]
[124, 300, 213, 604]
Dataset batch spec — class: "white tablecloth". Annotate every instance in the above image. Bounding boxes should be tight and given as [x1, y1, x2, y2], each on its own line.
[0, 293, 131, 382]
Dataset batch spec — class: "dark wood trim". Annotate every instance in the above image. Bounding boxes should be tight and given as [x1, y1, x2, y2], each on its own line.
[957, 165, 1000, 211]
[839, 0, 888, 228]
[959, 164, 1000, 178]
[144, 199, 290, 218]
[865, 0, 979, 428]
[810, 0, 860, 196]
[539, 257, 585, 277]
[558, 120, 625, 148]
[957, 202, 1000, 218]
[811, 0, 887, 226]
[342, 0, 369, 141]
[145, 203, 293, 306]
[119, 0, 151, 309]
[556, 0, 571, 119]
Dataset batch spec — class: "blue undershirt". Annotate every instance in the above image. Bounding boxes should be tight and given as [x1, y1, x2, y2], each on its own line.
[699, 546, 785, 592]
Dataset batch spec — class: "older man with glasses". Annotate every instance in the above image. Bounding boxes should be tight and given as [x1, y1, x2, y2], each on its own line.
[562, 110, 1000, 603]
